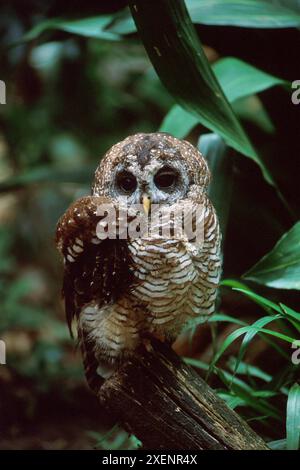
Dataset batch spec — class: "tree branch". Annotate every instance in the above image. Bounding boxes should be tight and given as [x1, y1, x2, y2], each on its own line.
[98, 339, 269, 450]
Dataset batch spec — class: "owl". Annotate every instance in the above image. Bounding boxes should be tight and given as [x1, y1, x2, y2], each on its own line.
[56, 133, 221, 390]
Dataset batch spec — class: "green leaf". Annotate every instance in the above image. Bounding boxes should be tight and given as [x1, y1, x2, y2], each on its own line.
[160, 56, 286, 185]
[286, 383, 300, 450]
[268, 439, 286, 450]
[280, 304, 300, 322]
[233, 287, 283, 314]
[129, 1, 257, 161]
[108, 1, 300, 35]
[228, 286, 299, 348]
[234, 315, 286, 376]
[232, 95, 275, 134]
[22, 16, 121, 43]
[198, 133, 233, 237]
[213, 57, 288, 103]
[208, 313, 247, 327]
[160, 57, 284, 137]
[217, 393, 246, 410]
[227, 358, 273, 383]
[22, 0, 300, 46]
[210, 311, 296, 374]
[221, 278, 251, 290]
[244, 221, 300, 289]
[187, 0, 300, 29]
[184, 311, 246, 333]
[159, 106, 199, 140]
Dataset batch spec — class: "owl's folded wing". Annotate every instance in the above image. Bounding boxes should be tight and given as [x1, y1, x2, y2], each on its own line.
[55, 196, 136, 334]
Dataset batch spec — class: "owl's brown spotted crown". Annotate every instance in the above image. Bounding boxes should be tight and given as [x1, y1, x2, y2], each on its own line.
[92, 132, 210, 196]
[122, 133, 182, 169]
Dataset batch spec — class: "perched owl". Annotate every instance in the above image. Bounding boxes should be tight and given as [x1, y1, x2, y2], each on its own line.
[56, 133, 221, 390]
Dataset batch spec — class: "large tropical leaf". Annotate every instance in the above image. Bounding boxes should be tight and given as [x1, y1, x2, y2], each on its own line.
[213, 57, 288, 103]
[160, 57, 286, 139]
[186, 0, 300, 28]
[109, 0, 300, 34]
[22, 0, 300, 44]
[129, 0, 256, 161]
[160, 57, 285, 184]
[244, 221, 300, 289]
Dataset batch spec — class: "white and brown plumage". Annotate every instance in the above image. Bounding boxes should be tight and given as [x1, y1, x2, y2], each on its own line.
[56, 133, 221, 389]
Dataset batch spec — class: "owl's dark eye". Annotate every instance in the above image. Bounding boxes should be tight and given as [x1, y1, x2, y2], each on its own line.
[116, 171, 137, 194]
[154, 167, 178, 190]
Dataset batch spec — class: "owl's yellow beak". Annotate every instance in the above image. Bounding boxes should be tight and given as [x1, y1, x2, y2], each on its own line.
[142, 194, 151, 215]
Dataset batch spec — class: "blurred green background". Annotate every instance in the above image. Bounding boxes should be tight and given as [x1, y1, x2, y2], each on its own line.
[0, 0, 299, 450]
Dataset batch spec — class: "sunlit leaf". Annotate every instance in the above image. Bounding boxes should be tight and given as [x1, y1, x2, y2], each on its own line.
[187, 0, 300, 28]
[159, 106, 198, 140]
[214, 57, 288, 102]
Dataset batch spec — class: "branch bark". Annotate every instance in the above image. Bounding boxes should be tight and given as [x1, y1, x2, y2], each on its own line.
[98, 339, 269, 450]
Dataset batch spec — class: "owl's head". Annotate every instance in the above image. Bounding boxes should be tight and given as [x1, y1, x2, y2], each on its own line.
[92, 133, 210, 207]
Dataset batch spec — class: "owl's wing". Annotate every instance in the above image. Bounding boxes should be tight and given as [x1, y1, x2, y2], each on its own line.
[55, 196, 136, 334]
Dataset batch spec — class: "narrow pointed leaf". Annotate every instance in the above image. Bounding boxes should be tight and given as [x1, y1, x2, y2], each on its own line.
[233, 287, 283, 314]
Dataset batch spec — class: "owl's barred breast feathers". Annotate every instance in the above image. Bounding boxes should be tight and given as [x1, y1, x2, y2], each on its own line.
[56, 133, 221, 385]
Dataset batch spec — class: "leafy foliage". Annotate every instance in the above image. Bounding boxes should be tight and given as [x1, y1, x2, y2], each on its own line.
[244, 221, 300, 289]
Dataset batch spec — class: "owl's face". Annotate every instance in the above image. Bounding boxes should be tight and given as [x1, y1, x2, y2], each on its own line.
[93, 133, 210, 207]
[108, 150, 190, 207]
